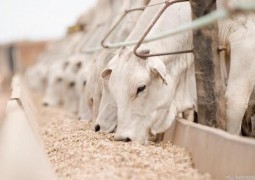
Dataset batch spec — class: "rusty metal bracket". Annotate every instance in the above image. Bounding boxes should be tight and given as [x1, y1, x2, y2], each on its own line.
[67, 24, 86, 34]
[133, 0, 193, 59]
[101, 7, 145, 48]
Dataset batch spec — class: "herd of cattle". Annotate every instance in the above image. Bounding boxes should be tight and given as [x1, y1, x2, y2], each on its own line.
[25, 0, 255, 144]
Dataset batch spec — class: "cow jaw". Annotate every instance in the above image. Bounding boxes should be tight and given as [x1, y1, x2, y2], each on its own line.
[114, 106, 150, 145]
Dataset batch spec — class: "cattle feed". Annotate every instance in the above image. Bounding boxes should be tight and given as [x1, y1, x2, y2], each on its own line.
[30, 92, 212, 180]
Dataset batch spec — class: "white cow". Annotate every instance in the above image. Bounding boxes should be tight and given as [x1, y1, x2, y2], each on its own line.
[25, 60, 49, 92]
[42, 61, 67, 106]
[76, 0, 145, 121]
[95, 52, 119, 132]
[68, 0, 123, 119]
[92, 0, 151, 131]
[62, 54, 86, 115]
[39, 6, 96, 108]
[76, 54, 95, 120]
[33, 32, 85, 106]
[100, 0, 255, 144]
[25, 32, 84, 93]
[95, 0, 167, 132]
[25, 40, 63, 92]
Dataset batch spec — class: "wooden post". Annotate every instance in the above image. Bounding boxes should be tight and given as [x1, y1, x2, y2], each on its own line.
[190, 0, 226, 129]
[241, 88, 255, 137]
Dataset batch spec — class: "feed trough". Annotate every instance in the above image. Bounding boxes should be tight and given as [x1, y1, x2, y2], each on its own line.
[0, 75, 254, 180]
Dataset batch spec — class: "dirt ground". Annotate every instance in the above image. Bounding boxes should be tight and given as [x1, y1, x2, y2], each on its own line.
[31, 93, 212, 180]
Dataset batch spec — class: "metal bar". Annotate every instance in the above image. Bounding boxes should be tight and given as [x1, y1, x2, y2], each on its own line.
[83, 7, 145, 53]
[101, 8, 145, 48]
[133, 0, 192, 59]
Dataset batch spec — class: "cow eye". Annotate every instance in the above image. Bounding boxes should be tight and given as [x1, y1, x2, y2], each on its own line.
[83, 80, 86, 86]
[76, 62, 82, 69]
[56, 77, 62, 83]
[136, 85, 146, 95]
[69, 81, 75, 88]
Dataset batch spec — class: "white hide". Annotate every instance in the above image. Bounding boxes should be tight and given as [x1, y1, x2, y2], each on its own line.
[95, 52, 119, 132]
[63, 54, 84, 115]
[94, 0, 158, 132]
[76, 54, 94, 121]
[25, 61, 48, 92]
[67, 0, 120, 119]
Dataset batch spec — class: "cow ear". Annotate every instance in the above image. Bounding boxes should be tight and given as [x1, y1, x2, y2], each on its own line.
[147, 58, 167, 85]
[101, 68, 112, 80]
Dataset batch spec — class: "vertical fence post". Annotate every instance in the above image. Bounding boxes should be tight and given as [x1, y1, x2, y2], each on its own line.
[242, 88, 255, 137]
[190, 0, 226, 129]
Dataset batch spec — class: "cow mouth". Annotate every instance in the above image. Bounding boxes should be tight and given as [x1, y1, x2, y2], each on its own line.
[109, 125, 117, 133]
[99, 123, 117, 134]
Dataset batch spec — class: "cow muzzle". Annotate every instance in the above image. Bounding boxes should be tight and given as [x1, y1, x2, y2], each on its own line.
[114, 134, 132, 142]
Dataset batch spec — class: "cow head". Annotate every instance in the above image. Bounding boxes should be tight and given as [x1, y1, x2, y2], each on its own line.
[94, 77, 118, 133]
[43, 61, 66, 106]
[25, 61, 48, 92]
[63, 54, 84, 115]
[76, 55, 94, 121]
[100, 49, 178, 144]
[87, 50, 118, 132]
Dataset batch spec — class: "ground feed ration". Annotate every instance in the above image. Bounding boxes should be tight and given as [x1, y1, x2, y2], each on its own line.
[31, 93, 212, 180]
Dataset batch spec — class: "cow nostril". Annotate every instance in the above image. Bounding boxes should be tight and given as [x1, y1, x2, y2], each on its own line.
[95, 124, 100, 132]
[43, 102, 49, 107]
[123, 137, 131, 142]
[69, 82, 75, 87]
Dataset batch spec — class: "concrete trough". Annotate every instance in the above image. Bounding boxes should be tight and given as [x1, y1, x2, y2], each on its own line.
[0, 75, 57, 180]
[164, 119, 255, 180]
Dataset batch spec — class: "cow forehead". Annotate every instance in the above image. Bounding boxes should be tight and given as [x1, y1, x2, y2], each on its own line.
[109, 55, 150, 97]
[113, 52, 148, 77]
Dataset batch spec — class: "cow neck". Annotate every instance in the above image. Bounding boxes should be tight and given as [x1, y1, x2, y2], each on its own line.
[107, 0, 145, 43]
[145, 1, 193, 78]
[80, 0, 121, 52]
[159, 36, 195, 114]
[161, 38, 195, 114]
[125, 0, 163, 43]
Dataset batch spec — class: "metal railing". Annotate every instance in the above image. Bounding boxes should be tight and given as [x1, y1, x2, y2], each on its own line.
[82, 1, 169, 53]
[82, 1, 255, 54]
